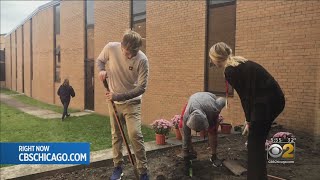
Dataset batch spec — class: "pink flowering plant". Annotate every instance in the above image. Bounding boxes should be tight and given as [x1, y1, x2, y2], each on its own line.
[171, 115, 181, 129]
[151, 119, 173, 135]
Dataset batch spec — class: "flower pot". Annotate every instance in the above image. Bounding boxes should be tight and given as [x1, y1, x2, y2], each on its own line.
[156, 134, 166, 145]
[200, 130, 208, 138]
[220, 123, 232, 134]
[175, 128, 182, 140]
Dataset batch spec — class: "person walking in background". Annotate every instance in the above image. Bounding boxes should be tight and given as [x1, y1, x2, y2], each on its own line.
[57, 79, 75, 121]
[209, 42, 285, 180]
[96, 30, 149, 180]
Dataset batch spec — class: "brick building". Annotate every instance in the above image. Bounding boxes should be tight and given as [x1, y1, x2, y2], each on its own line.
[4, 0, 320, 136]
[0, 34, 6, 87]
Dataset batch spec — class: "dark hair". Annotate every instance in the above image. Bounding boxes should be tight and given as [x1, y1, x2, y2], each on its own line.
[63, 79, 69, 86]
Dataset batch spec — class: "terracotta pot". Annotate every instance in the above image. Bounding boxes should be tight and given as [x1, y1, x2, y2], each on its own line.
[156, 134, 166, 145]
[200, 130, 208, 138]
[220, 123, 232, 134]
[175, 128, 182, 140]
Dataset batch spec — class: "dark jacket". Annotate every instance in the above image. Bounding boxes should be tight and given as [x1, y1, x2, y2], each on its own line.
[57, 85, 75, 102]
[224, 60, 285, 122]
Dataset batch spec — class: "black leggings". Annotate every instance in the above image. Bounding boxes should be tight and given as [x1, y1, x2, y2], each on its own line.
[247, 95, 285, 180]
[61, 99, 70, 118]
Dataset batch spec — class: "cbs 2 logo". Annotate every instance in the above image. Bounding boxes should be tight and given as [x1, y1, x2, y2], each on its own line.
[268, 143, 295, 159]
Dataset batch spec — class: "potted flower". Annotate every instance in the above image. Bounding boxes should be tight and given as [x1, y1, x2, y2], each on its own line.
[171, 115, 182, 140]
[218, 115, 232, 134]
[151, 119, 173, 145]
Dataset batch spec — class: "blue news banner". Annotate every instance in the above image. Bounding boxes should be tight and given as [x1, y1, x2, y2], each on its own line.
[0, 142, 90, 165]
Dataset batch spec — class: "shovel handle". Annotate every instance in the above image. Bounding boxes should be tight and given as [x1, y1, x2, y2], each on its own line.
[103, 79, 139, 180]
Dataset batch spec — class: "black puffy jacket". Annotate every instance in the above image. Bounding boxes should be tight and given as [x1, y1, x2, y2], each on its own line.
[57, 85, 75, 102]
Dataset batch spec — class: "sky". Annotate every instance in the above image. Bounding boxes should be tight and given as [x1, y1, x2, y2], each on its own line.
[1, 1, 51, 35]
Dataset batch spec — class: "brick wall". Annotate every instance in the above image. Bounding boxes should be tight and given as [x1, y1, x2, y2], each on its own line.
[5, 36, 11, 89]
[143, 1, 207, 125]
[16, 27, 23, 93]
[23, 21, 31, 97]
[94, 1, 130, 115]
[54, 83, 61, 106]
[32, 7, 54, 104]
[221, 0, 320, 135]
[60, 1, 85, 109]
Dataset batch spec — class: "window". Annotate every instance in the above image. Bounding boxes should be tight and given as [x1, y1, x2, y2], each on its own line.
[10, 35, 12, 89]
[54, 5, 61, 82]
[55, 5, 60, 35]
[86, 0, 94, 61]
[15, 31, 17, 81]
[206, 0, 236, 95]
[86, 0, 94, 27]
[30, 19, 33, 81]
[22, 25, 24, 92]
[85, 0, 95, 110]
[55, 46, 61, 82]
[132, 0, 146, 53]
[0, 49, 5, 81]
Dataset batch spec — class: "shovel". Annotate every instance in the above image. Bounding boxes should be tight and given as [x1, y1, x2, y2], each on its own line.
[103, 79, 140, 180]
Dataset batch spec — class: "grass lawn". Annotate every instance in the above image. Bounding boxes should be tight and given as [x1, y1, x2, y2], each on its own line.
[0, 88, 174, 168]
[0, 88, 78, 113]
[0, 88, 19, 95]
[13, 94, 79, 113]
[0, 103, 155, 150]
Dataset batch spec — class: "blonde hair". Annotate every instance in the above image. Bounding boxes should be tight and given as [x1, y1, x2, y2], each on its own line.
[63, 79, 69, 86]
[122, 29, 142, 56]
[209, 42, 247, 67]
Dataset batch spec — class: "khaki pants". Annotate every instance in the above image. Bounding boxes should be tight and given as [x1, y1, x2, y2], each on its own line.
[108, 100, 148, 174]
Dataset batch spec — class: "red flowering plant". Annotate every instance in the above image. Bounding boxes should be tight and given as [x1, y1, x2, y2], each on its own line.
[151, 119, 173, 135]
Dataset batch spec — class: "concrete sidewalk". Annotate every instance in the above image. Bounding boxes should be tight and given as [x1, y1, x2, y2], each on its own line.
[0, 93, 90, 119]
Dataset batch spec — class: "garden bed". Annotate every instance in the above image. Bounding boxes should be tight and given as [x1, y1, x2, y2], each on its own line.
[38, 126, 320, 180]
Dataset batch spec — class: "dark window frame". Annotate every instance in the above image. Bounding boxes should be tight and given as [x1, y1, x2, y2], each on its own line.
[131, 1, 146, 27]
[30, 18, 33, 96]
[205, 0, 236, 97]
[131, 0, 146, 54]
[15, 30, 17, 91]
[0, 49, 5, 81]
[22, 25, 24, 93]
[30, 19, 33, 80]
[84, 0, 95, 110]
[55, 5, 60, 35]
[85, 0, 95, 61]
[54, 4, 61, 83]
[10, 35, 12, 89]
[86, 0, 95, 28]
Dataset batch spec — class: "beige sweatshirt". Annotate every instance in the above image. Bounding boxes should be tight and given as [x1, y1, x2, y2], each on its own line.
[96, 42, 149, 104]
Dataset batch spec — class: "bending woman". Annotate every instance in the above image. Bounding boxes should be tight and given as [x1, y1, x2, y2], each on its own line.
[209, 42, 285, 180]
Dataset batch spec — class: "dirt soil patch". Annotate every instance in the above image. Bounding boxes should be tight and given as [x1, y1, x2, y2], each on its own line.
[39, 126, 320, 180]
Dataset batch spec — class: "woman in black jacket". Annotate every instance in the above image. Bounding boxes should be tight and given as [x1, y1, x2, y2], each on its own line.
[209, 42, 285, 180]
[57, 79, 75, 120]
